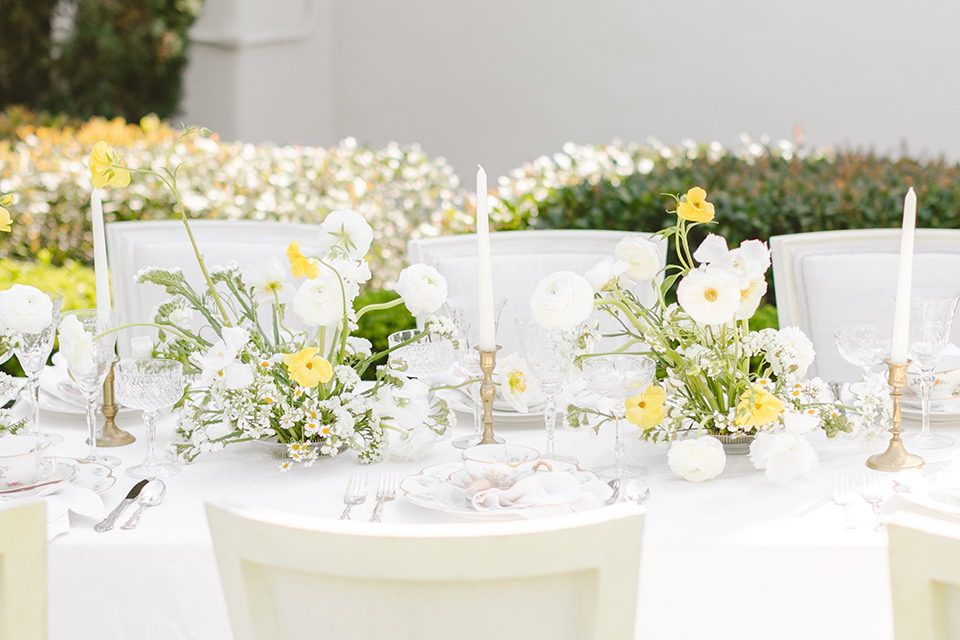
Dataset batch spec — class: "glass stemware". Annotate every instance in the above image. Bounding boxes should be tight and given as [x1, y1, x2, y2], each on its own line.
[115, 359, 185, 479]
[59, 310, 121, 468]
[386, 329, 455, 382]
[904, 289, 959, 450]
[516, 316, 579, 464]
[14, 292, 64, 444]
[442, 295, 506, 449]
[581, 354, 656, 479]
[834, 324, 891, 395]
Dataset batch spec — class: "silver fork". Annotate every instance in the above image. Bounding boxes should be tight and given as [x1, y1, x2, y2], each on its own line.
[859, 474, 886, 532]
[833, 472, 857, 529]
[370, 473, 398, 522]
[339, 474, 367, 520]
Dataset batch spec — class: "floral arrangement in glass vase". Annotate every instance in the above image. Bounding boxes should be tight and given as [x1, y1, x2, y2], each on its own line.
[563, 187, 889, 483]
[90, 129, 456, 469]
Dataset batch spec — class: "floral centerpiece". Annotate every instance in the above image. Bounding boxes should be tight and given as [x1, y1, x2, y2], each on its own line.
[91, 128, 456, 469]
[563, 187, 888, 483]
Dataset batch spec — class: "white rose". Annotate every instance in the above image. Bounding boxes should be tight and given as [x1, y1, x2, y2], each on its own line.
[57, 314, 95, 375]
[530, 271, 595, 331]
[395, 264, 448, 316]
[667, 436, 726, 482]
[293, 266, 346, 327]
[0, 285, 54, 334]
[749, 429, 818, 484]
[676, 267, 740, 326]
[317, 209, 374, 260]
[614, 236, 663, 281]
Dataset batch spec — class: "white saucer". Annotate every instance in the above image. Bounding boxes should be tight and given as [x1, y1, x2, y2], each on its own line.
[893, 462, 960, 518]
[0, 459, 77, 495]
[0, 458, 116, 497]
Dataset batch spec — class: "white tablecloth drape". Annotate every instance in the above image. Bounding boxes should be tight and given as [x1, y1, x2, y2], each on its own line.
[37, 406, 956, 640]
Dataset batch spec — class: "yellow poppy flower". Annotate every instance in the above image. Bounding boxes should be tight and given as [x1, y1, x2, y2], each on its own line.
[287, 241, 319, 280]
[676, 186, 715, 223]
[734, 384, 784, 428]
[89, 141, 131, 188]
[0, 196, 12, 233]
[282, 348, 333, 387]
[624, 384, 667, 431]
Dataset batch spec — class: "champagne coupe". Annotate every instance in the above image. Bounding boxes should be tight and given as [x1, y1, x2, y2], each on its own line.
[834, 324, 892, 395]
[14, 292, 64, 444]
[442, 295, 506, 449]
[904, 288, 959, 450]
[516, 315, 579, 464]
[115, 359, 185, 478]
[581, 353, 656, 479]
[386, 329, 455, 382]
[59, 310, 121, 467]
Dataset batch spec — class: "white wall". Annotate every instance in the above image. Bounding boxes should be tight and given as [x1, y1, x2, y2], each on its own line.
[181, 0, 960, 180]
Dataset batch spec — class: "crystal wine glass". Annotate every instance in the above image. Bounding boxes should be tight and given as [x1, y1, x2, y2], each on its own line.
[59, 310, 121, 467]
[581, 354, 656, 479]
[115, 359, 185, 478]
[14, 292, 64, 444]
[516, 315, 579, 464]
[387, 329, 455, 382]
[904, 288, 959, 450]
[442, 295, 506, 449]
[834, 324, 892, 395]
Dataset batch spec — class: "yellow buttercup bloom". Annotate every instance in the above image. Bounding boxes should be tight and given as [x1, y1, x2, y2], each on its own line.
[283, 348, 333, 388]
[734, 385, 784, 427]
[0, 194, 12, 233]
[624, 385, 667, 431]
[287, 241, 319, 280]
[89, 141, 131, 188]
[676, 186, 715, 223]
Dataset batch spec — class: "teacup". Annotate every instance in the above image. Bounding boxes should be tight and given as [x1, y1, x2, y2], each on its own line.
[0, 435, 56, 490]
[462, 444, 551, 489]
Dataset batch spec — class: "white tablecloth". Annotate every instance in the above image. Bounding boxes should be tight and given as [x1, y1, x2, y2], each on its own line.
[34, 405, 960, 640]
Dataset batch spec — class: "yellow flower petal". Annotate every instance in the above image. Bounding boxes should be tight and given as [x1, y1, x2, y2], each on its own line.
[0, 207, 11, 233]
[283, 348, 333, 387]
[624, 384, 667, 431]
[89, 141, 131, 189]
[676, 186, 716, 223]
[734, 385, 784, 427]
[287, 241, 319, 280]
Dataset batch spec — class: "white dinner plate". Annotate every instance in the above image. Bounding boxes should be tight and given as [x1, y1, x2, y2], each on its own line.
[893, 462, 960, 518]
[900, 398, 960, 424]
[435, 389, 546, 427]
[400, 460, 595, 520]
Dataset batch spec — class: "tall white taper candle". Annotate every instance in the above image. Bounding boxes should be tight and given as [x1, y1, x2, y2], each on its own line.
[890, 187, 917, 364]
[476, 166, 496, 350]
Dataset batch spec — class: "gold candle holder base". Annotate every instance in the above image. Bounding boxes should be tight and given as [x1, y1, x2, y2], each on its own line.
[96, 362, 135, 447]
[478, 346, 501, 445]
[866, 359, 924, 472]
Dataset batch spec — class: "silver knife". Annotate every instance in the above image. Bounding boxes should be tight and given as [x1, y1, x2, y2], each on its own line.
[94, 479, 148, 533]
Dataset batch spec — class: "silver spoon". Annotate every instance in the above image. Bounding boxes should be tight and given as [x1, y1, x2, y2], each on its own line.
[624, 478, 650, 505]
[121, 479, 166, 530]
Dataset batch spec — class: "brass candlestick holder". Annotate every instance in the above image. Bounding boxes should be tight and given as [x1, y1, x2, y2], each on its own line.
[866, 359, 924, 472]
[96, 362, 135, 447]
[478, 346, 501, 445]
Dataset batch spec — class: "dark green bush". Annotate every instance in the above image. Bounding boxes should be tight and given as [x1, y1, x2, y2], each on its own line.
[0, 0, 59, 108]
[354, 289, 416, 379]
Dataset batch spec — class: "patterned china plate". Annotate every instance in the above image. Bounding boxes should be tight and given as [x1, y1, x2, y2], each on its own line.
[893, 462, 960, 518]
[0, 458, 77, 495]
[0, 458, 116, 497]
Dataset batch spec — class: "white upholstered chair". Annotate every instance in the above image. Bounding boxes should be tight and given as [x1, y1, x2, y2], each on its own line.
[770, 228, 960, 381]
[887, 511, 960, 640]
[106, 219, 325, 355]
[206, 501, 645, 640]
[408, 229, 664, 355]
[0, 501, 47, 640]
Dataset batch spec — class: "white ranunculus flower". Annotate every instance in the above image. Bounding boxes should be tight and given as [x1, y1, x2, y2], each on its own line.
[395, 264, 448, 315]
[496, 352, 545, 413]
[57, 314, 95, 375]
[317, 209, 374, 260]
[129, 336, 154, 359]
[530, 271, 595, 331]
[328, 257, 372, 288]
[676, 268, 741, 325]
[242, 256, 295, 303]
[293, 266, 346, 327]
[735, 276, 768, 320]
[614, 236, 663, 281]
[693, 234, 729, 264]
[0, 285, 54, 334]
[585, 258, 632, 292]
[749, 415, 819, 484]
[667, 436, 726, 482]
[167, 307, 193, 326]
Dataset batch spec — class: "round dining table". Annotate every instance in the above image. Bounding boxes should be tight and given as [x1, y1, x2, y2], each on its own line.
[34, 398, 958, 640]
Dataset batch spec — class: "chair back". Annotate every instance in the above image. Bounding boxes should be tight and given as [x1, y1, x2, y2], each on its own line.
[107, 219, 325, 355]
[408, 229, 663, 354]
[206, 501, 645, 640]
[770, 228, 960, 381]
[0, 501, 46, 640]
[888, 511, 960, 640]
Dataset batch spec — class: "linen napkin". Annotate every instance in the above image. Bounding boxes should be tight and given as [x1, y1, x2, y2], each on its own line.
[12, 484, 106, 540]
[471, 471, 613, 518]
